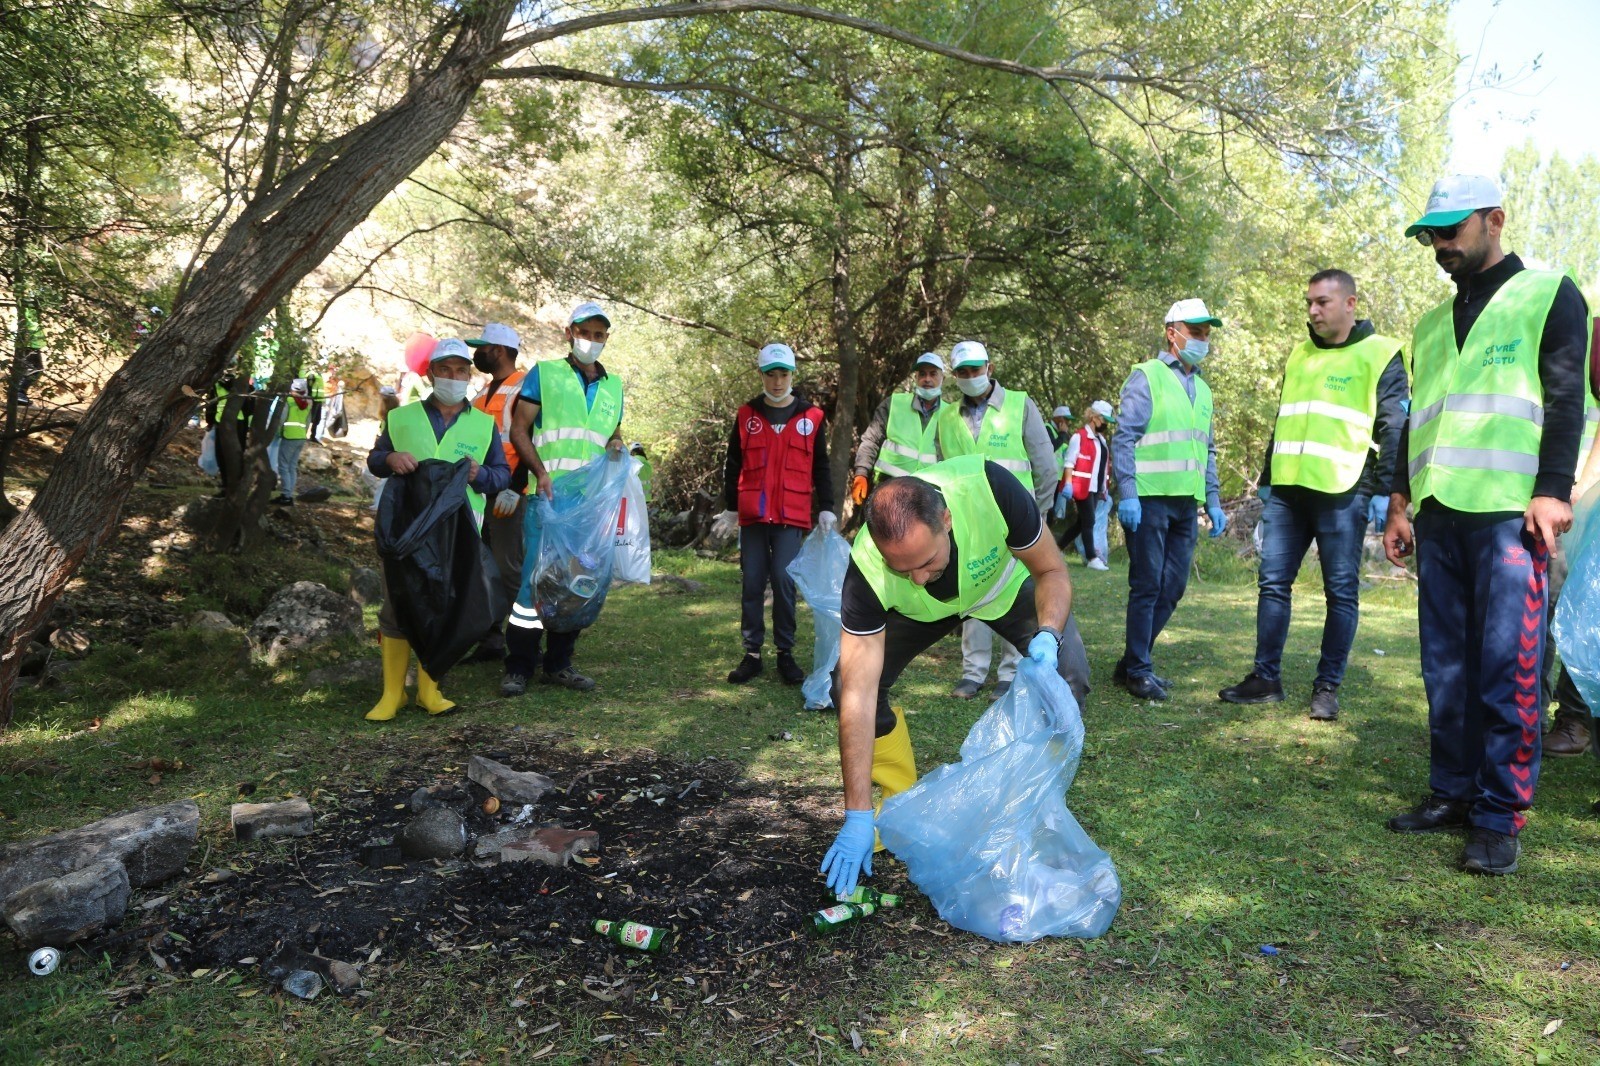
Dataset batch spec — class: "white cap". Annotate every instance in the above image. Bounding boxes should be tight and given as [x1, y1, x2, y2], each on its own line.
[1406, 174, 1503, 236]
[467, 322, 520, 350]
[758, 342, 797, 371]
[1090, 399, 1115, 420]
[1164, 298, 1222, 327]
[914, 351, 945, 371]
[628, 441, 645, 453]
[950, 340, 989, 368]
[569, 301, 610, 327]
[290, 378, 308, 394]
[1051, 405, 1072, 420]
[429, 338, 471, 364]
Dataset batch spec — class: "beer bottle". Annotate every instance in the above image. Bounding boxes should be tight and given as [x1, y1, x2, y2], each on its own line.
[808, 901, 876, 934]
[593, 918, 671, 952]
[837, 886, 900, 909]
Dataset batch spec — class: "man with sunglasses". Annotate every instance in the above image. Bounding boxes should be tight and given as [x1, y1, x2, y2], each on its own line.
[1382, 175, 1591, 876]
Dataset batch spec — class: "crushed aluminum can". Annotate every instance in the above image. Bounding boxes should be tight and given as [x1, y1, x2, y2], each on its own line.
[29, 947, 61, 976]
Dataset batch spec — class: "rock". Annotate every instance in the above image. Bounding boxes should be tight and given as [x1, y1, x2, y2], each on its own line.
[326, 960, 361, 994]
[398, 807, 466, 860]
[0, 800, 200, 903]
[296, 485, 333, 503]
[299, 447, 335, 473]
[185, 610, 239, 633]
[348, 567, 383, 607]
[467, 756, 555, 805]
[303, 659, 382, 687]
[499, 828, 599, 867]
[655, 575, 706, 595]
[231, 799, 315, 842]
[470, 827, 534, 860]
[2, 859, 131, 948]
[48, 627, 90, 658]
[247, 581, 363, 665]
[282, 970, 323, 1000]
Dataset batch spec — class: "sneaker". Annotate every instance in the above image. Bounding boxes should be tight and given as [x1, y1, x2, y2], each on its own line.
[499, 671, 528, 697]
[1309, 685, 1340, 721]
[1086, 558, 1110, 571]
[993, 681, 1012, 698]
[1387, 796, 1469, 834]
[1461, 827, 1520, 875]
[950, 679, 982, 699]
[1218, 672, 1285, 704]
[1113, 658, 1170, 690]
[1124, 674, 1168, 701]
[270, 494, 292, 506]
[542, 666, 596, 691]
[727, 653, 762, 684]
[775, 651, 805, 685]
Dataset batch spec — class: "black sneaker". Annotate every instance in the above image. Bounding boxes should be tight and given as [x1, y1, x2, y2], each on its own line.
[1387, 796, 1470, 834]
[542, 666, 595, 691]
[1219, 672, 1285, 704]
[727, 653, 762, 684]
[1461, 827, 1520, 875]
[775, 651, 805, 685]
[1124, 674, 1168, 701]
[1114, 658, 1171, 690]
[1309, 684, 1340, 721]
[499, 671, 528, 697]
[270, 494, 293, 506]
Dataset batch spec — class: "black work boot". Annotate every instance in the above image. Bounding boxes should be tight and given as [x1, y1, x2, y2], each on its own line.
[727, 653, 762, 684]
[775, 651, 805, 685]
[1544, 708, 1592, 757]
[1387, 796, 1470, 834]
[1460, 827, 1520, 875]
[1218, 672, 1285, 705]
[1309, 684, 1340, 721]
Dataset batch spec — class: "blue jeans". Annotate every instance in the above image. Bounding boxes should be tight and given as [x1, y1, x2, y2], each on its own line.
[1121, 495, 1198, 679]
[1252, 487, 1368, 688]
[275, 437, 305, 497]
[1080, 496, 1110, 562]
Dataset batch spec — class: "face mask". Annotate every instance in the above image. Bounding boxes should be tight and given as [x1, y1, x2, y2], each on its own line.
[472, 349, 495, 374]
[764, 383, 793, 403]
[431, 377, 469, 404]
[1176, 337, 1210, 367]
[915, 384, 942, 402]
[571, 338, 605, 364]
[956, 373, 990, 398]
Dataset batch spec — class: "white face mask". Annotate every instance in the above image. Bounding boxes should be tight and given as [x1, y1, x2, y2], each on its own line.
[915, 384, 943, 402]
[430, 377, 470, 405]
[571, 338, 605, 364]
[956, 373, 990, 398]
[764, 383, 793, 404]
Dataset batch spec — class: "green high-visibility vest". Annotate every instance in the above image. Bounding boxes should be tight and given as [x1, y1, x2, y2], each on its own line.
[1130, 358, 1213, 501]
[935, 388, 1034, 493]
[215, 381, 249, 421]
[386, 400, 496, 519]
[531, 362, 623, 480]
[874, 394, 941, 479]
[1270, 332, 1403, 493]
[281, 401, 312, 440]
[306, 371, 326, 401]
[637, 456, 654, 501]
[1408, 269, 1572, 512]
[850, 455, 1031, 624]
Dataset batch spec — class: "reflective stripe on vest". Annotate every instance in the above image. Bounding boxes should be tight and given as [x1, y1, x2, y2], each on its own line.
[850, 454, 1030, 623]
[281, 401, 312, 440]
[1131, 359, 1212, 501]
[386, 400, 496, 519]
[1270, 332, 1401, 493]
[935, 389, 1034, 494]
[1408, 269, 1565, 512]
[530, 363, 623, 480]
[874, 393, 941, 479]
[473, 369, 527, 473]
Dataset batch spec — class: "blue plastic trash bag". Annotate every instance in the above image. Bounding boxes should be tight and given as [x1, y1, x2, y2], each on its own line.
[1551, 483, 1600, 744]
[525, 453, 630, 633]
[877, 658, 1121, 941]
[198, 428, 219, 477]
[786, 526, 852, 710]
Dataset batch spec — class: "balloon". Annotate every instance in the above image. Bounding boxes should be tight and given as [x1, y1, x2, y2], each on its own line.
[404, 332, 437, 376]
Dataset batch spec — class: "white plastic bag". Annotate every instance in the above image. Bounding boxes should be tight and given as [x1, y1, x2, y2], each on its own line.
[198, 428, 219, 476]
[786, 526, 852, 709]
[877, 658, 1121, 942]
[613, 458, 652, 585]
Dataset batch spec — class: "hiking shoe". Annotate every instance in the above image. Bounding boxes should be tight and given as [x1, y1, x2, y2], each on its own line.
[727, 653, 762, 684]
[950, 679, 982, 699]
[542, 666, 596, 691]
[775, 651, 805, 685]
[1461, 827, 1520, 875]
[1387, 796, 1470, 834]
[1219, 672, 1285, 704]
[993, 681, 1012, 698]
[1544, 709, 1592, 757]
[1309, 685, 1340, 721]
[1124, 674, 1168, 701]
[1086, 558, 1110, 571]
[499, 671, 528, 697]
[1113, 658, 1170, 690]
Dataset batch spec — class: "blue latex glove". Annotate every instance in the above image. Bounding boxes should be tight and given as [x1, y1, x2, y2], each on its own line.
[1052, 493, 1068, 521]
[820, 809, 875, 897]
[1207, 504, 1228, 538]
[1257, 485, 1272, 503]
[1117, 497, 1141, 532]
[1368, 494, 1387, 532]
[1027, 629, 1060, 666]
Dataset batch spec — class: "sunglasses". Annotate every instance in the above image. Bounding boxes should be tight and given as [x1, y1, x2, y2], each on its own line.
[1414, 208, 1490, 246]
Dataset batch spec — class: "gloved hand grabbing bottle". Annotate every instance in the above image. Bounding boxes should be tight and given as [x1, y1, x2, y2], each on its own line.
[850, 474, 870, 506]
[1207, 504, 1228, 538]
[820, 809, 875, 898]
[1117, 497, 1141, 532]
[817, 510, 838, 534]
[492, 489, 520, 519]
[711, 509, 739, 540]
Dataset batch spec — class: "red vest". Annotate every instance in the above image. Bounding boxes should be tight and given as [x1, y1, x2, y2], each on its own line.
[736, 400, 824, 530]
[1069, 426, 1101, 500]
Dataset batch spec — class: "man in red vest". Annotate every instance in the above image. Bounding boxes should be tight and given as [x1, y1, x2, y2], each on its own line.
[1054, 400, 1113, 570]
[713, 343, 836, 686]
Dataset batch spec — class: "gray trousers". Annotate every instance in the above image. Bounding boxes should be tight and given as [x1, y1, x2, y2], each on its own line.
[478, 495, 527, 650]
[961, 618, 1021, 685]
[740, 523, 804, 653]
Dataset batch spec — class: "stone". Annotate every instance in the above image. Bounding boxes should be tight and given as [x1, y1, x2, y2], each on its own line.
[247, 581, 363, 665]
[2, 859, 131, 948]
[231, 799, 315, 842]
[470, 827, 534, 860]
[48, 627, 91, 657]
[186, 610, 239, 633]
[0, 800, 200, 903]
[499, 828, 599, 867]
[303, 659, 382, 687]
[656, 575, 706, 595]
[467, 756, 555, 806]
[282, 970, 323, 1000]
[299, 447, 334, 473]
[326, 960, 361, 994]
[348, 567, 383, 607]
[398, 807, 466, 860]
[296, 485, 333, 504]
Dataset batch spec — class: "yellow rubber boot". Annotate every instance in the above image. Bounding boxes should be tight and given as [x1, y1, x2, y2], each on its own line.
[871, 706, 918, 852]
[415, 666, 456, 716]
[365, 636, 411, 722]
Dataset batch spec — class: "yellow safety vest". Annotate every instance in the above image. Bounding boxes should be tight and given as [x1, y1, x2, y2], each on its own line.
[936, 387, 1034, 493]
[1130, 358, 1212, 501]
[1270, 332, 1403, 493]
[874, 393, 941, 479]
[386, 400, 496, 520]
[531, 361, 623, 480]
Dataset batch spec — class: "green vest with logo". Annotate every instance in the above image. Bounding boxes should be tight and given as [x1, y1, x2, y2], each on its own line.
[1408, 269, 1570, 512]
[1130, 358, 1213, 501]
[637, 456, 654, 501]
[281, 401, 312, 440]
[935, 388, 1034, 493]
[850, 455, 1031, 624]
[532, 361, 624, 480]
[875, 393, 941, 479]
[386, 400, 496, 519]
[1270, 333, 1402, 493]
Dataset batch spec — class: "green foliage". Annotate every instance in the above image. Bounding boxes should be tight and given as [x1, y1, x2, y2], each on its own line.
[1500, 140, 1600, 291]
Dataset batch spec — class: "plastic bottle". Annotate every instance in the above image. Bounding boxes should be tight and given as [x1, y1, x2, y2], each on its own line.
[593, 919, 671, 952]
[837, 886, 900, 909]
[808, 901, 876, 934]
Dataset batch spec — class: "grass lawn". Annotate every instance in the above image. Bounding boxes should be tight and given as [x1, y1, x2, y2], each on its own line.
[2, 534, 1598, 1065]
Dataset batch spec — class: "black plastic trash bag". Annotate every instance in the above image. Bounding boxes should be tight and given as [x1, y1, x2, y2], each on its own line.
[375, 458, 505, 678]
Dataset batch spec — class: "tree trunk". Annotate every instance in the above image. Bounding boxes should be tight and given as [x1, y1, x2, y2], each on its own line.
[1, 118, 43, 501]
[826, 137, 859, 515]
[0, 1, 518, 726]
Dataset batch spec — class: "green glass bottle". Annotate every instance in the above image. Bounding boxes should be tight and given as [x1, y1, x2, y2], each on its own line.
[808, 901, 876, 934]
[837, 886, 900, 909]
[593, 919, 671, 952]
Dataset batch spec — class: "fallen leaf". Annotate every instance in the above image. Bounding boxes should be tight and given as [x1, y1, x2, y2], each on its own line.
[1542, 1019, 1563, 1037]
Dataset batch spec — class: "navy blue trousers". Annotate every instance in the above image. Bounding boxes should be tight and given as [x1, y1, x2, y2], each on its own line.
[1252, 487, 1369, 688]
[1121, 495, 1198, 680]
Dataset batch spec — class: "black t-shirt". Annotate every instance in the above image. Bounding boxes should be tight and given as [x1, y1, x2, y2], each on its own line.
[841, 461, 1044, 635]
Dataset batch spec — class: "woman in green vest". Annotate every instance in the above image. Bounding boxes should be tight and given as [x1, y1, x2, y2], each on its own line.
[271, 378, 315, 506]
